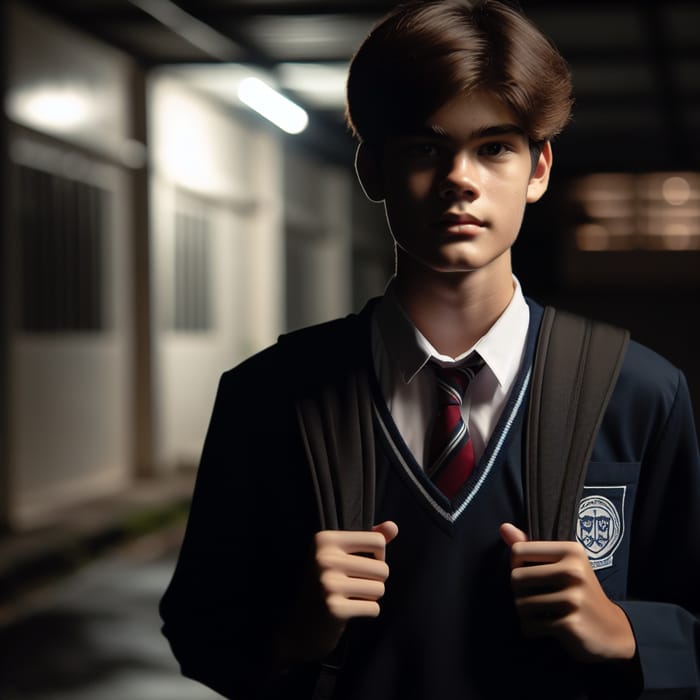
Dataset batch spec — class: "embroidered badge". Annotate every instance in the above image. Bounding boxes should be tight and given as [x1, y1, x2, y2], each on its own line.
[577, 493, 624, 570]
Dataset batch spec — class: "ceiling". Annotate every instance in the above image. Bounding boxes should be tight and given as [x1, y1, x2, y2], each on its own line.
[22, 0, 700, 173]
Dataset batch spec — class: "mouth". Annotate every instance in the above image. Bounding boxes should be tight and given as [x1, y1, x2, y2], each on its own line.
[436, 213, 486, 235]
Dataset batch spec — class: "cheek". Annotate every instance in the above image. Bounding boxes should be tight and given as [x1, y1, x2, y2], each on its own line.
[385, 177, 431, 216]
[404, 171, 434, 200]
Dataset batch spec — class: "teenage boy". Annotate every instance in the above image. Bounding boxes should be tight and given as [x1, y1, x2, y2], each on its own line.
[160, 1, 700, 698]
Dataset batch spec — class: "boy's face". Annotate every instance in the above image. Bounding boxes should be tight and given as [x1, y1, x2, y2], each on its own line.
[363, 91, 552, 278]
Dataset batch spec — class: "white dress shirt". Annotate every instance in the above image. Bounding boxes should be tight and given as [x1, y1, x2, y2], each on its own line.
[371, 277, 530, 468]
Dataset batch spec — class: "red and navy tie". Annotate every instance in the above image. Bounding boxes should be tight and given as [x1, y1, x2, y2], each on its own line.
[427, 353, 485, 498]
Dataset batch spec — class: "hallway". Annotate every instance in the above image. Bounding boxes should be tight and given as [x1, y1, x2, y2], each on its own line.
[0, 530, 222, 700]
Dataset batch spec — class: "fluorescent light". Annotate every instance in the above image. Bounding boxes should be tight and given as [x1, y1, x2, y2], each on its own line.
[7, 87, 92, 131]
[238, 77, 308, 134]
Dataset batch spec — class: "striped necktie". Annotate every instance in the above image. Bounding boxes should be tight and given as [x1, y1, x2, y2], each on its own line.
[427, 353, 485, 498]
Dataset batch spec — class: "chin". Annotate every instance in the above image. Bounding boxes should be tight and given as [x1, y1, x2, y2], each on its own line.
[427, 260, 479, 275]
[436, 253, 482, 271]
[398, 246, 483, 275]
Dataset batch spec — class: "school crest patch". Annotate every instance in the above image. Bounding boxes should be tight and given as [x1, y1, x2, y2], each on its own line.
[577, 487, 626, 570]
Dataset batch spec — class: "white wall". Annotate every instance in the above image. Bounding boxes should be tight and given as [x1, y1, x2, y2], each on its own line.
[5, 3, 136, 527]
[284, 148, 354, 330]
[148, 72, 284, 470]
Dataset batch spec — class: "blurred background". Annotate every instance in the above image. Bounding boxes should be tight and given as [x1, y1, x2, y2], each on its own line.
[0, 0, 698, 697]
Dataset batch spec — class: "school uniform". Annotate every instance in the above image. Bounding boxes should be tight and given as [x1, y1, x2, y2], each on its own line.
[160, 288, 700, 699]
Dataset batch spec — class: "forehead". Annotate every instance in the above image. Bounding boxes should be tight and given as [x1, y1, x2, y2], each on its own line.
[426, 90, 523, 139]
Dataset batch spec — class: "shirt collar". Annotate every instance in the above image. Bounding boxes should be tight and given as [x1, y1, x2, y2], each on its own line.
[374, 277, 529, 388]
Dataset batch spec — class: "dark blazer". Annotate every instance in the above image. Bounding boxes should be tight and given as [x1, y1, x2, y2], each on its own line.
[160, 298, 700, 699]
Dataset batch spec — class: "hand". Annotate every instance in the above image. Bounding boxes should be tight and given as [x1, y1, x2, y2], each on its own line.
[314, 520, 399, 622]
[276, 521, 398, 667]
[499, 522, 636, 663]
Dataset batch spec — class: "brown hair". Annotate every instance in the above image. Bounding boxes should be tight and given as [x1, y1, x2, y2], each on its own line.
[346, 0, 573, 147]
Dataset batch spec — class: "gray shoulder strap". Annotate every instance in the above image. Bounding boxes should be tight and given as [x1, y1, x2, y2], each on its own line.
[526, 306, 630, 541]
[296, 369, 375, 700]
[296, 368, 375, 532]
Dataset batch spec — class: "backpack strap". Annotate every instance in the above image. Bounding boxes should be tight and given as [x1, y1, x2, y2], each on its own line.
[295, 367, 375, 700]
[296, 367, 376, 532]
[526, 306, 630, 541]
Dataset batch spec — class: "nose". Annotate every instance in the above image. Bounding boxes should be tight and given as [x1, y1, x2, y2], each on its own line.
[438, 152, 480, 201]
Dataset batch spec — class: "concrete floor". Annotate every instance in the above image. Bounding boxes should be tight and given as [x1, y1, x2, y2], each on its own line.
[0, 531, 223, 700]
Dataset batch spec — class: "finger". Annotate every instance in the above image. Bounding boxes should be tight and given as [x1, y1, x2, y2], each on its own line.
[344, 578, 385, 601]
[373, 520, 399, 545]
[316, 530, 389, 560]
[510, 562, 575, 596]
[315, 547, 390, 580]
[326, 595, 381, 620]
[499, 522, 528, 548]
[513, 590, 577, 619]
[510, 541, 579, 569]
[332, 554, 390, 582]
[321, 571, 386, 601]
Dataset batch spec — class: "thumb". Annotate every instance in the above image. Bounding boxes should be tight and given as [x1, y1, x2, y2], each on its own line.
[499, 522, 528, 548]
[372, 520, 399, 545]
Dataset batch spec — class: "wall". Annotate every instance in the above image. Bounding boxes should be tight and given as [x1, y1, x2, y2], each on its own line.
[3, 2, 138, 527]
[148, 71, 284, 470]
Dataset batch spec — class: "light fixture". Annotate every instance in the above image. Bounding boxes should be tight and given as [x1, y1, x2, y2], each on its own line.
[237, 77, 308, 135]
[7, 86, 92, 132]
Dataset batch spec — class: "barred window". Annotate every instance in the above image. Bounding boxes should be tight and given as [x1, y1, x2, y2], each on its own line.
[18, 164, 105, 332]
[172, 198, 211, 332]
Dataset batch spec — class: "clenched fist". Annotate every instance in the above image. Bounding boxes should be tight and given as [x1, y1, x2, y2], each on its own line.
[275, 521, 398, 669]
[500, 522, 636, 663]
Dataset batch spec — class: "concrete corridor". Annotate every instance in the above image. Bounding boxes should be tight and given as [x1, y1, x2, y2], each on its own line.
[0, 530, 222, 700]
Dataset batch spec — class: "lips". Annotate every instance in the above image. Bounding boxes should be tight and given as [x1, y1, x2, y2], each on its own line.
[437, 212, 486, 234]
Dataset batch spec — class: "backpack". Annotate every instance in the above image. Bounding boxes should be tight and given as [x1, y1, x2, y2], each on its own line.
[294, 305, 630, 698]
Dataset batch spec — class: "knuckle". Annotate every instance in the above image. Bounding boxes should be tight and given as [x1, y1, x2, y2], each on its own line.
[326, 594, 347, 619]
[315, 552, 337, 572]
[319, 569, 342, 592]
[561, 613, 581, 637]
[565, 561, 587, 584]
[568, 588, 585, 609]
[511, 542, 526, 557]
[572, 541, 587, 556]
[513, 596, 529, 613]
[314, 530, 333, 546]
[370, 531, 386, 545]
[559, 555, 583, 578]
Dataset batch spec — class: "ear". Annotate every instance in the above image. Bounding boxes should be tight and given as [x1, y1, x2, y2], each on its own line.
[526, 141, 553, 204]
[355, 143, 385, 202]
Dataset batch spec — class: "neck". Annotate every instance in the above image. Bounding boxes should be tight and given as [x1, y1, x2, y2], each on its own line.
[394, 253, 515, 358]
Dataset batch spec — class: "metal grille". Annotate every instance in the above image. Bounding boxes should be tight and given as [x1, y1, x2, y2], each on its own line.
[173, 203, 211, 332]
[17, 163, 105, 332]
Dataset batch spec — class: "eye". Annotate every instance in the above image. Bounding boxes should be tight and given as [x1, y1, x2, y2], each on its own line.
[406, 142, 441, 158]
[479, 142, 510, 157]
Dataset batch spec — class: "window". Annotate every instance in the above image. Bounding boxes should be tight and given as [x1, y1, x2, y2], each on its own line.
[17, 163, 106, 332]
[172, 195, 212, 332]
[572, 172, 700, 252]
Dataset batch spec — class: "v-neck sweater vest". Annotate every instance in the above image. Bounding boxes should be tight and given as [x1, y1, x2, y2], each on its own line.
[331, 303, 588, 699]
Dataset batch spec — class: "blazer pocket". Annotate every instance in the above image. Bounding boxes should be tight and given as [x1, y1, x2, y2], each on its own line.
[578, 461, 640, 597]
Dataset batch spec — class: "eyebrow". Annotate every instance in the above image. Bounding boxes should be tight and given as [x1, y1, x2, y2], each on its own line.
[417, 123, 527, 140]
